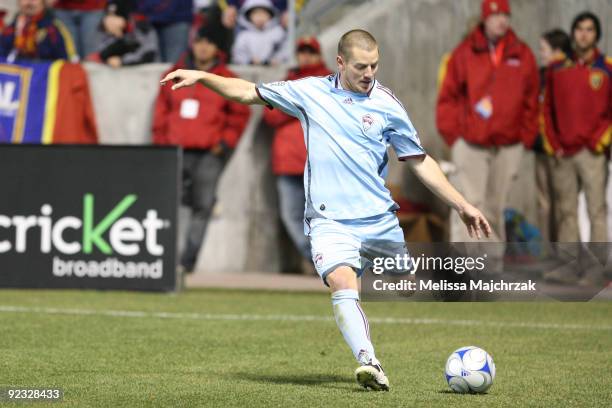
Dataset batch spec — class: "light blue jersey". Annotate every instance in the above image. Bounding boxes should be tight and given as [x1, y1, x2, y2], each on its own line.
[256, 73, 425, 220]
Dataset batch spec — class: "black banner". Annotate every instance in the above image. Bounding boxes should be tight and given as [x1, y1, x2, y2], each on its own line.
[0, 145, 180, 291]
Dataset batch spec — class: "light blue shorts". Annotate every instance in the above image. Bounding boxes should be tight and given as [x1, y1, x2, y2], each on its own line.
[305, 211, 406, 284]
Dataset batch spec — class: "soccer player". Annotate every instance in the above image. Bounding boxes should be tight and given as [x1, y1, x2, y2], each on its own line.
[161, 29, 491, 391]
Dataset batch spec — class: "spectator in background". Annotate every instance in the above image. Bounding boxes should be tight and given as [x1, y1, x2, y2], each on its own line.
[231, 0, 287, 65]
[436, 0, 539, 244]
[534, 29, 571, 242]
[153, 25, 251, 273]
[539, 29, 572, 71]
[50, 0, 105, 59]
[192, 0, 233, 57]
[0, 0, 78, 62]
[88, 1, 158, 67]
[263, 36, 331, 273]
[137, 0, 193, 63]
[541, 12, 611, 247]
[220, 0, 287, 31]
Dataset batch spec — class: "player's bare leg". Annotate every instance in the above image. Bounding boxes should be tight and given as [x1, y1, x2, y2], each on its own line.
[327, 266, 389, 391]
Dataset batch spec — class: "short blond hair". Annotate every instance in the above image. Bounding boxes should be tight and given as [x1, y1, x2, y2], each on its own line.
[337, 29, 378, 60]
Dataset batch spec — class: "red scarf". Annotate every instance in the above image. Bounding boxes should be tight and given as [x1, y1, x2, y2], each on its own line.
[14, 11, 45, 57]
[489, 35, 507, 68]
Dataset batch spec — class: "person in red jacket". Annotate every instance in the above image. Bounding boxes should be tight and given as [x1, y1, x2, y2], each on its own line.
[534, 29, 571, 243]
[541, 11, 611, 245]
[153, 24, 251, 273]
[436, 0, 539, 244]
[263, 36, 331, 270]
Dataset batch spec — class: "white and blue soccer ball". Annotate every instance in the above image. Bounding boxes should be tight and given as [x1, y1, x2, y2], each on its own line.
[445, 346, 495, 394]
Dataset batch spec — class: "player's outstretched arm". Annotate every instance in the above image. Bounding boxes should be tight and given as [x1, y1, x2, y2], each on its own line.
[405, 155, 492, 239]
[160, 69, 266, 106]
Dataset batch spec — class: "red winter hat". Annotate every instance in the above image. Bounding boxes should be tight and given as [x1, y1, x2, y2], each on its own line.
[296, 36, 321, 54]
[481, 0, 511, 20]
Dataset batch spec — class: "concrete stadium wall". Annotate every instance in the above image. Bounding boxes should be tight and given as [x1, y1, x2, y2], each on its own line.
[81, 0, 612, 273]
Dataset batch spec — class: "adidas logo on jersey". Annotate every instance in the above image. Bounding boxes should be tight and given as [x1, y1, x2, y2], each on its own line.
[343, 97, 354, 105]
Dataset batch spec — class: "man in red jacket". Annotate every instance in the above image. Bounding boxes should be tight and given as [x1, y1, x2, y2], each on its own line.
[263, 36, 331, 270]
[542, 11, 611, 245]
[153, 25, 251, 273]
[436, 0, 539, 243]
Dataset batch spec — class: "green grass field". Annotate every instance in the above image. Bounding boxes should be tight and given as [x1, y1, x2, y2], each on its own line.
[1, 289, 611, 407]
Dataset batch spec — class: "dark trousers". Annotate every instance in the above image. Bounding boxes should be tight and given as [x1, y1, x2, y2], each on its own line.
[180, 149, 229, 271]
[276, 174, 310, 260]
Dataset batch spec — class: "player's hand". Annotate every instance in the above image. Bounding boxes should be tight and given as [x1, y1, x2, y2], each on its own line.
[458, 203, 492, 239]
[160, 69, 205, 91]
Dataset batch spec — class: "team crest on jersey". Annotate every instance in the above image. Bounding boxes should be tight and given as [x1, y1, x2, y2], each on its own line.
[362, 114, 375, 132]
[590, 71, 604, 90]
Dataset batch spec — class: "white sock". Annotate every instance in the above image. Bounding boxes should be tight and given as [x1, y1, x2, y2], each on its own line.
[331, 289, 379, 366]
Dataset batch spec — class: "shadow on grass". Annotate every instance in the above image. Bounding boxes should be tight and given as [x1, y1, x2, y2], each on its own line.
[438, 390, 489, 396]
[233, 372, 354, 388]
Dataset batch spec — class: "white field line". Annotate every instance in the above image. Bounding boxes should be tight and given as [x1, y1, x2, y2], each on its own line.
[0, 305, 610, 331]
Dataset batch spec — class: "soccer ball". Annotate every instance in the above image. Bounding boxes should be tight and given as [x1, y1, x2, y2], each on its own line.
[445, 346, 495, 393]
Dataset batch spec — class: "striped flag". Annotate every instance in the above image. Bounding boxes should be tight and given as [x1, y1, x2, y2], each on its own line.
[0, 60, 97, 144]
